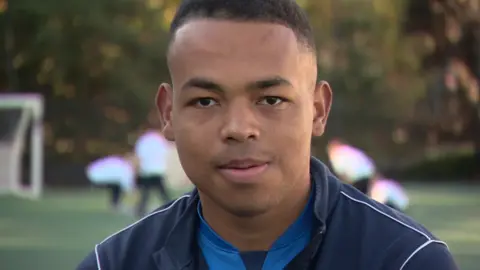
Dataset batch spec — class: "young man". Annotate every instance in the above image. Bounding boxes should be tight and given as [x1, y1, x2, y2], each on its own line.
[85, 155, 135, 212]
[326, 139, 377, 194]
[134, 130, 172, 217]
[78, 0, 457, 269]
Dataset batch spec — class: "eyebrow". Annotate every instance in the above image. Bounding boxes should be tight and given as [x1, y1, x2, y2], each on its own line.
[180, 76, 292, 93]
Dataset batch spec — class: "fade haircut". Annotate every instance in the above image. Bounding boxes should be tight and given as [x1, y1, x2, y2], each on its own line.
[169, 0, 316, 52]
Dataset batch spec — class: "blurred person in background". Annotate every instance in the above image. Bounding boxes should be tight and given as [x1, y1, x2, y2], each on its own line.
[326, 138, 377, 195]
[134, 129, 172, 217]
[85, 154, 136, 212]
[327, 140, 410, 212]
[370, 176, 410, 212]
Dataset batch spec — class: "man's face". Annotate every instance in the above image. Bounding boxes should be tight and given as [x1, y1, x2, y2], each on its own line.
[157, 19, 332, 216]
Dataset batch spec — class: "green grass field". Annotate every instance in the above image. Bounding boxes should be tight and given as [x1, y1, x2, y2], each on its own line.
[0, 183, 479, 270]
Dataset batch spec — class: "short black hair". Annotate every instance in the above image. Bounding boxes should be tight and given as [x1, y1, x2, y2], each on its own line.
[170, 0, 316, 51]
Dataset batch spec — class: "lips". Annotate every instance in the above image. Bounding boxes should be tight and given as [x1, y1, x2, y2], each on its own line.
[216, 158, 270, 184]
[217, 159, 268, 169]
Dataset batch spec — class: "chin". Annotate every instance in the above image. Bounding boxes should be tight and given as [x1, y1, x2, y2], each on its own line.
[223, 202, 271, 218]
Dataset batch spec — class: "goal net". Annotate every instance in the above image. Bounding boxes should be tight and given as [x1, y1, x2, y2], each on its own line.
[0, 93, 43, 199]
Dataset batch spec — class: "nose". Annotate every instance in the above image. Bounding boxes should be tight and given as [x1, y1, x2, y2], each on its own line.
[220, 100, 260, 143]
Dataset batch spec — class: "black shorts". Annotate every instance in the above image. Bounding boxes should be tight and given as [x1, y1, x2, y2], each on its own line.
[385, 201, 403, 212]
[96, 182, 121, 189]
[137, 175, 165, 187]
[351, 177, 371, 195]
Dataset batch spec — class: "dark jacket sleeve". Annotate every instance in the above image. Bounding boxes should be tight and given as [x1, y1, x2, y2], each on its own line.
[400, 241, 458, 270]
[76, 250, 99, 270]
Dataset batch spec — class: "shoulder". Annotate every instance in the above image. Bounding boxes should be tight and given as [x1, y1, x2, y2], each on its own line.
[77, 193, 195, 270]
[98, 193, 192, 245]
[395, 240, 458, 269]
[339, 184, 433, 238]
[336, 184, 455, 269]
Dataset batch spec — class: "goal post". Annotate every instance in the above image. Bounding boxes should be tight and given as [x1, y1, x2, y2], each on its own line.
[0, 93, 44, 199]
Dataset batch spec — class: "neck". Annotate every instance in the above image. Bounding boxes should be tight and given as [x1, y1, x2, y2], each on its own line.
[199, 177, 311, 251]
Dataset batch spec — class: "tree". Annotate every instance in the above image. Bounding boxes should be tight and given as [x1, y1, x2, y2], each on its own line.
[1, 0, 173, 162]
[405, 0, 480, 173]
[305, 0, 427, 166]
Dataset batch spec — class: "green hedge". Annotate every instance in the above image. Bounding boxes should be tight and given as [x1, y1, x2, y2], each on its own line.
[388, 154, 477, 182]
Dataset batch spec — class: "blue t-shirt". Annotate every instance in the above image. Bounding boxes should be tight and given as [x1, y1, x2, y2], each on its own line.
[197, 191, 314, 270]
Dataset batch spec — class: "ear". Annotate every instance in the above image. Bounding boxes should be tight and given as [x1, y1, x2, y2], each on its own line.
[312, 80, 332, 137]
[156, 83, 175, 141]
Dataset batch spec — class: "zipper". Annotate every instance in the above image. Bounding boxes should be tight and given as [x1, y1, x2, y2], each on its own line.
[284, 226, 326, 270]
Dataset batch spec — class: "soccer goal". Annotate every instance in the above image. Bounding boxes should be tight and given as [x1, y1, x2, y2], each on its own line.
[0, 93, 44, 199]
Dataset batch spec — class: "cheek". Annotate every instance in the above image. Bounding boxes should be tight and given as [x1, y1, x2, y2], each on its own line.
[268, 106, 313, 168]
[174, 130, 208, 165]
[272, 127, 312, 163]
[267, 105, 313, 143]
[174, 140, 206, 186]
[172, 122, 215, 181]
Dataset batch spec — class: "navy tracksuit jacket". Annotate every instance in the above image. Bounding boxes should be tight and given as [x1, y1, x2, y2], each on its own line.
[77, 157, 457, 270]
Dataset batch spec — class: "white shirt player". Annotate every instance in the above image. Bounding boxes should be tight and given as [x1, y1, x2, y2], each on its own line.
[327, 142, 376, 183]
[134, 130, 170, 177]
[86, 155, 135, 192]
[370, 178, 409, 211]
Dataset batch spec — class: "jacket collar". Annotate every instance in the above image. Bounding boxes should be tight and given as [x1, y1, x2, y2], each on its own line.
[310, 156, 341, 226]
[153, 189, 200, 270]
[152, 157, 341, 269]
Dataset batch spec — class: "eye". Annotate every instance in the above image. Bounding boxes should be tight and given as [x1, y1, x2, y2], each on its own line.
[258, 96, 287, 106]
[191, 98, 218, 108]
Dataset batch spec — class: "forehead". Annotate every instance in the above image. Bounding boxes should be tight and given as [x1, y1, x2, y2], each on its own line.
[168, 19, 310, 86]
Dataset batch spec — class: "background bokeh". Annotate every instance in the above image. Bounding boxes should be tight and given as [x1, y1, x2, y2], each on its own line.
[0, 0, 479, 269]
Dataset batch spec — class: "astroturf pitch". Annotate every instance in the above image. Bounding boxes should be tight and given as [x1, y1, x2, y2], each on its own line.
[0, 183, 478, 270]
